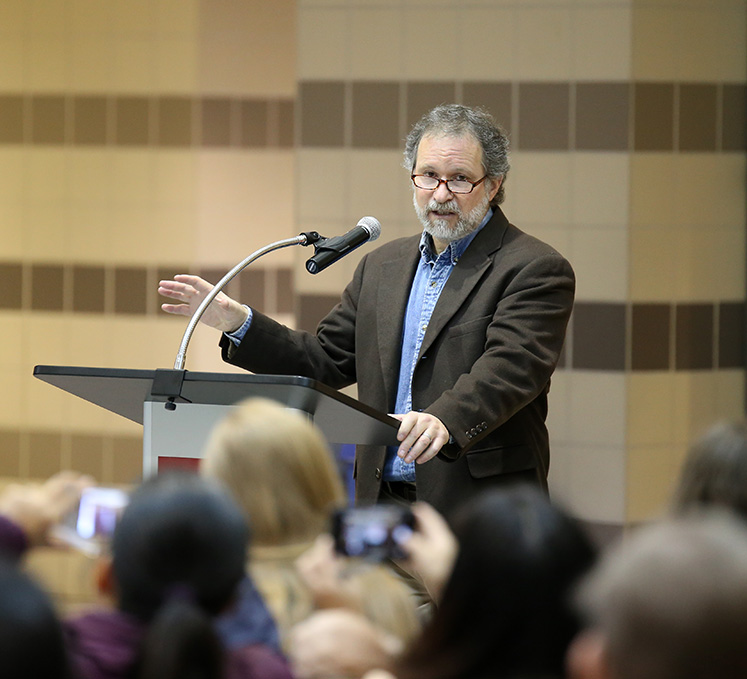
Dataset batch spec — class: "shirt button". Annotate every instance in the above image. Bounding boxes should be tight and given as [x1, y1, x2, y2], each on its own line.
[421, 324, 427, 332]
[430, 280, 437, 287]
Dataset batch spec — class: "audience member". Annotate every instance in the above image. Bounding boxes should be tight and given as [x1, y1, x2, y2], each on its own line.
[65, 472, 292, 679]
[202, 398, 421, 648]
[671, 419, 747, 519]
[567, 513, 747, 679]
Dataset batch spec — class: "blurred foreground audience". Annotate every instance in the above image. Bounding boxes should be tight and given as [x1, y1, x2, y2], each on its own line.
[567, 512, 747, 679]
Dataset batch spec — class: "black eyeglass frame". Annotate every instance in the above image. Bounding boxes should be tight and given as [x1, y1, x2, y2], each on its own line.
[410, 174, 488, 194]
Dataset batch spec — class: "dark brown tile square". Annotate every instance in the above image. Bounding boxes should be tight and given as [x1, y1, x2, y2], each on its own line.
[718, 302, 745, 369]
[351, 82, 400, 149]
[73, 96, 108, 145]
[31, 95, 66, 145]
[72, 265, 105, 313]
[571, 302, 626, 371]
[300, 82, 346, 147]
[0, 95, 24, 143]
[114, 267, 147, 315]
[406, 82, 457, 133]
[27, 431, 62, 479]
[276, 100, 295, 148]
[70, 433, 105, 479]
[722, 84, 746, 151]
[297, 294, 339, 334]
[201, 97, 232, 147]
[634, 82, 674, 151]
[239, 100, 268, 147]
[675, 304, 714, 370]
[115, 97, 150, 146]
[0, 430, 22, 477]
[31, 264, 64, 311]
[0, 262, 23, 310]
[462, 82, 512, 137]
[109, 435, 143, 485]
[678, 83, 717, 152]
[518, 82, 570, 150]
[575, 82, 630, 151]
[276, 268, 293, 315]
[237, 268, 265, 314]
[631, 303, 670, 370]
[157, 97, 193, 147]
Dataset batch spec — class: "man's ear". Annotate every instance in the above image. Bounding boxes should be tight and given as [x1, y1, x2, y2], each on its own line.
[95, 556, 117, 601]
[487, 177, 502, 203]
[566, 630, 613, 679]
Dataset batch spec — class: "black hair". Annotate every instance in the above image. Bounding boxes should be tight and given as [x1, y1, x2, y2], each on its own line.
[396, 485, 596, 679]
[112, 472, 250, 679]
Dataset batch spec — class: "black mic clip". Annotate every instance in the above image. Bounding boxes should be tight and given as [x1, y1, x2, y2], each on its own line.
[299, 231, 325, 246]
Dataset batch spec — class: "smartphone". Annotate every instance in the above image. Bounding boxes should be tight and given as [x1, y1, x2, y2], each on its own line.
[331, 505, 415, 562]
[51, 486, 129, 556]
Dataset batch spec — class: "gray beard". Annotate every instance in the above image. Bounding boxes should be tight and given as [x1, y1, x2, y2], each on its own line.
[414, 193, 491, 243]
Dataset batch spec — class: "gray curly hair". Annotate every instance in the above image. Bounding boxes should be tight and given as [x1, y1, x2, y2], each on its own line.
[403, 104, 510, 206]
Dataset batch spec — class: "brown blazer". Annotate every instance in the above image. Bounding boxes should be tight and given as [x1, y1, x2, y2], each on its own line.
[221, 208, 575, 516]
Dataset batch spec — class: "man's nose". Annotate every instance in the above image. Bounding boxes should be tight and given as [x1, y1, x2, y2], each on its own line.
[433, 181, 454, 202]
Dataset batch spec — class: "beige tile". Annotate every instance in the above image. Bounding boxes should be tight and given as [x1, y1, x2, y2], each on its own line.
[626, 444, 678, 522]
[628, 373, 676, 447]
[629, 154, 676, 228]
[349, 8, 403, 80]
[567, 442, 627, 523]
[154, 38, 198, 94]
[68, 150, 111, 206]
[27, 36, 69, 90]
[0, 148, 26, 205]
[673, 155, 732, 229]
[572, 6, 632, 80]
[298, 7, 347, 80]
[629, 227, 679, 301]
[155, 0, 198, 35]
[459, 8, 516, 80]
[0, 314, 23, 369]
[571, 153, 630, 227]
[0, 1, 26, 33]
[715, 3, 747, 81]
[24, 204, 71, 261]
[671, 372, 719, 447]
[107, 206, 159, 265]
[512, 152, 573, 225]
[715, 370, 746, 424]
[151, 206, 198, 265]
[571, 227, 628, 303]
[28, 0, 67, 34]
[349, 150, 408, 224]
[0, 366, 24, 429]
[0, 37, 25, 90]
[297, 149, 349, 222]
[514, 7, 572, 80]
[0, 203, 24, 258]
[153, 152, 199, 208]
[111, 0, 154, 34]
[113, 38, 157, 94]
[631, 6, 678, 80]
[110, 151, 154, 208]
[70, 37, 115, 93]
[403, 8, 460, 80]
[569, 372, 627, 447]
[68, 207, 116, 264]
[70, 0, 111, 33]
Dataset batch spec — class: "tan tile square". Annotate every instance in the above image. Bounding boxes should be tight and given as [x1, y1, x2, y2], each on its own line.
[515, 7, 572, 80]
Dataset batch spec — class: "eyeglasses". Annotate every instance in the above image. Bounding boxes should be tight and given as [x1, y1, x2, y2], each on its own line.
[411, 174, 488, 194]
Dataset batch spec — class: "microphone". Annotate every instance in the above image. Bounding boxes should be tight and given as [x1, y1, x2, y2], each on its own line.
[306, 217, 381, 274]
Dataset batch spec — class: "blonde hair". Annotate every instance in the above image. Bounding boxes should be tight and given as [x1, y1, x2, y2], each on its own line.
[202, 397, 346, 548]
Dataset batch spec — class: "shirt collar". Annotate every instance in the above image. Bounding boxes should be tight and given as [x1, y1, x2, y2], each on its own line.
[419, 208, 494, 265]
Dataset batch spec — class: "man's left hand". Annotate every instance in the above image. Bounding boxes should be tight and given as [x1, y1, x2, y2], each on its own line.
[391, 412, 449, 464]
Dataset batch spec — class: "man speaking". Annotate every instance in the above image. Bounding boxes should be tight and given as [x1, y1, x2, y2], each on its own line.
[159, 104, 575, 516]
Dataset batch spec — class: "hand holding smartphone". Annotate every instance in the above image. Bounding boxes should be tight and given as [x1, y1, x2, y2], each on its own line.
[331, 505, 415, 562]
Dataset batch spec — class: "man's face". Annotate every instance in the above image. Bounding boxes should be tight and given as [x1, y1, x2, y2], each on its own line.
[412, 133, 500, 244]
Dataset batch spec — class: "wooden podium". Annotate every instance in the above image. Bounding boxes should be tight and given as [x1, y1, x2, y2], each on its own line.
[34, 365, 399, 477]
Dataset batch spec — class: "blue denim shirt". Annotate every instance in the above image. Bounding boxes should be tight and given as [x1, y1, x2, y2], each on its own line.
[383, 210, 492, 483]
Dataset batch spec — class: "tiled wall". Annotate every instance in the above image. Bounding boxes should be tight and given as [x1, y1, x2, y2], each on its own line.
[1, 0, 745, 534]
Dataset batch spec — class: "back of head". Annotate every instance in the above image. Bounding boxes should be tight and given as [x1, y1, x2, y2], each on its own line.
[202, 397, 345, 547]
[399, 486, 596, 679]
[0, 559, 72, 679]
[672, 420, 747, 520]
[576, 513, 747, 679]
[403, 103, 510, 206]
[112, 473, 249, 679]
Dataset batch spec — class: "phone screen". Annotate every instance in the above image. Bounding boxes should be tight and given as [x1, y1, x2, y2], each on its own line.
[332, 505, 414, 562]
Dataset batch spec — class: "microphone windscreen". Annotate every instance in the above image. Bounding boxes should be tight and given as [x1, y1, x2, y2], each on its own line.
[357, 216, 381, 241]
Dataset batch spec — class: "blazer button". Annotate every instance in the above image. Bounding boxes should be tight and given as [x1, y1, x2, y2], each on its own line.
[375, 468, 382, 480]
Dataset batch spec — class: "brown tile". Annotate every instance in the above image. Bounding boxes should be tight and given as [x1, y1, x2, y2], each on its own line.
[462, 82, 512, 137]
[0, 262, 23, 310]
[678, 83, 717, 152]
[631, 303, 670, 370]
[300, 82, 346, 147]
[571, 302, 626, 371]
[72, 265, 105, 313]
[0, 95, 24, 143]
[157, 97, 193, 147]
[297, 294, 338, 334]
[201, 97, 232, 147]
[198, 266, 239, 301]
[722, 84, 746, 151]
[276, 100, 295, 148]
[718, 302, 745, 369]
[406, 82, 457, 133]
[634, 82, 674, 151]
[0, 430, 22, 477]
[518, 82, 570, 151]
[115, 97, 150, 146]
[239, 100, 268, 147]
[351, 82, 400, 149]
[237, 268, 265, 315]
[73, 96, 108, 145]
[31, 264, 64, 311]
[276, 268, 293, 315]
[114, 267, 147, 315]
[31, 95, 66, 145]
[109, 435, 143, 485]
[27, 431, 62, 479]
[675, 304, 713, 370]
[575, 82, 630, 151]
[70, 433, 105, 479]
